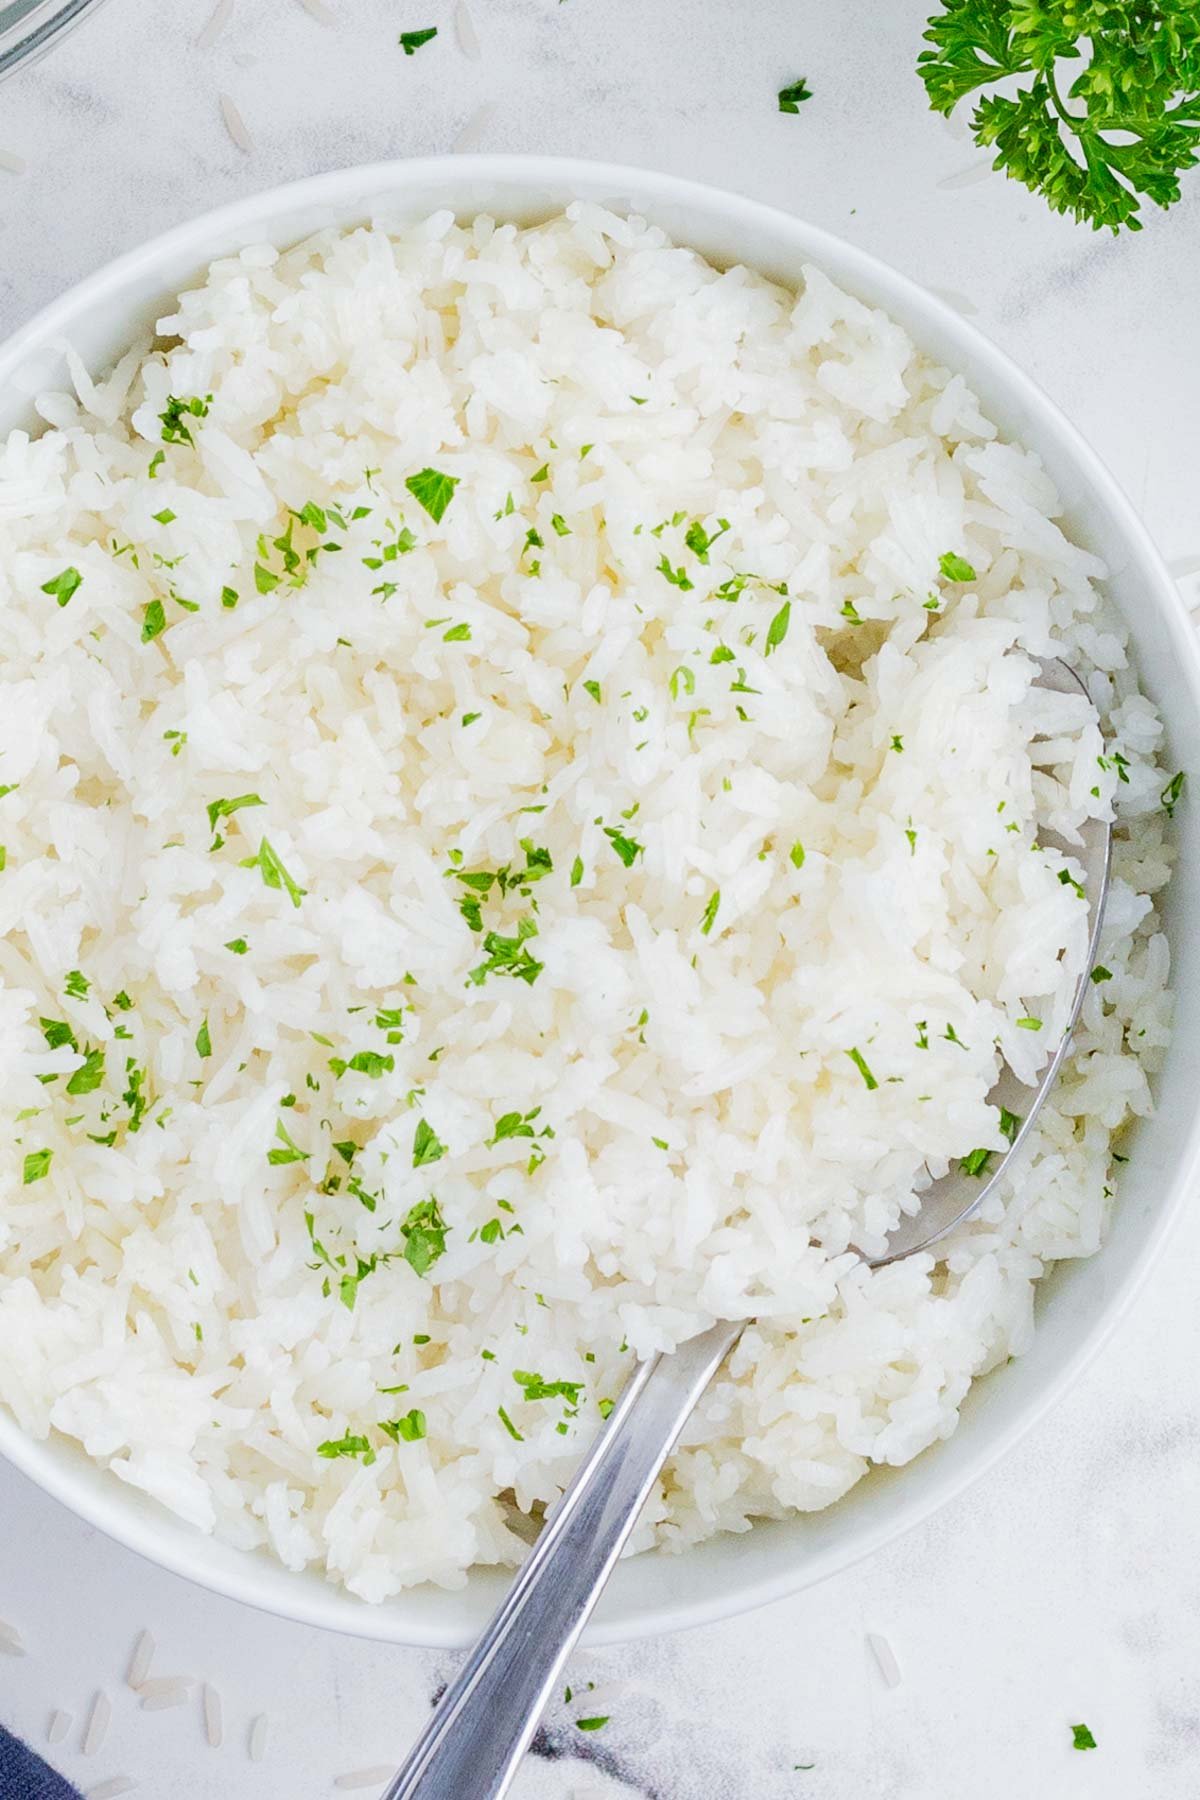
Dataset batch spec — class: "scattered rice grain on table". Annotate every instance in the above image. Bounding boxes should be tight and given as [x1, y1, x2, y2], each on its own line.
[82, 1692, 111, 1756]
[126, 1630, 155, 1689]
[202, 1682, 224, 1748]
[867, 1631, 903, 1688]
[218, 93, 253, 153]
[197, 0, 234, 48]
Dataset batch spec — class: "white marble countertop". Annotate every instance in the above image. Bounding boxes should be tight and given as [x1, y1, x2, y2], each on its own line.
[2, 1, 1200, 1795]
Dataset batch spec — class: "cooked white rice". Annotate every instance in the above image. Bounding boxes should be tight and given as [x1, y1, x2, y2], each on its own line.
[0, 207, 1173, 1600]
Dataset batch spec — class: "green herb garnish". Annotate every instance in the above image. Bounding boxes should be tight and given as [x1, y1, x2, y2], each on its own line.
[401, 1197, 450, 1276]
[66, 1048, 105, 1096]
[412, 1116, 447, 1167]
[23, 1149, 52, 1184]
[602, 826, 643, 868]
[381, 1410, 427, 1442]
[41, 567, 82, 607]
[241, 837, 306, 908]
[206, 793, 264, 833]
[316, 1434, 374, 1461]
[405, 466, 458, 522]
[141, 599, 167, 642]
[765, 599, 791, 654]
[846, 1047, 878, 1090]
[919, 3, 1200, 233]
[158, 393, 210, 447]
[938, 550, 977, 583]
[778, 77, 812, 113]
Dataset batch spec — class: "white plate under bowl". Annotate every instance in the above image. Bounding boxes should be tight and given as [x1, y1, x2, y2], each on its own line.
[1, 156, 1198, 1651]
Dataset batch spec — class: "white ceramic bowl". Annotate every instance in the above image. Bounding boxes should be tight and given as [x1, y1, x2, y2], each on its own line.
[2, 156, 1198, 1651]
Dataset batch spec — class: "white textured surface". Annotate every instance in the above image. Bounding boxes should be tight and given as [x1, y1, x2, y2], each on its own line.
[0, 1, 1198, 1794]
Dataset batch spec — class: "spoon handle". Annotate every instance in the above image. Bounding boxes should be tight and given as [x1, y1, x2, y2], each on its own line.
[384, 1319, 742, 1800]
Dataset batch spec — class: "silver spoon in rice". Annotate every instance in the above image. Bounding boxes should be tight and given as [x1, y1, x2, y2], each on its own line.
[385, 659, 1112, 1800]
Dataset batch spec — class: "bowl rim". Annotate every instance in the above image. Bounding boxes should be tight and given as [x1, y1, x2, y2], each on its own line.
[2, 152, 1199, 1649]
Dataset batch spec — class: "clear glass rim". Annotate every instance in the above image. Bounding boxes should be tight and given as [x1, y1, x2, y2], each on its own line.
[0, 0, 111, 81]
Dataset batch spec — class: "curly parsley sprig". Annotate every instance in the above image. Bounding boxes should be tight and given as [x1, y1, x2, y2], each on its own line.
[919, 1, 1200, 231]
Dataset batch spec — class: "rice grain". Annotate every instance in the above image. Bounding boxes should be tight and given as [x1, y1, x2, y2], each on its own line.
[203, 1683, 224, 1748]
[0, 1619, 25, 1656]
[454, 0, 482, 59]
[82, 1692, 111, 1757]
[0, 148, 26, 175]
[218, 93, 254, 153]
[126, 1630, 155, 1689]
[86, 1781, 137, 1800]
[139, 1681, 191, 1712]
[249, 1714, 270, 1763]
[334, 1771, 398, 1791]
[867, 1632, 903, 1689]
[197, 0, 234, 47]
[47, 1711, 72, 1746]
[453, 105, 494, 153]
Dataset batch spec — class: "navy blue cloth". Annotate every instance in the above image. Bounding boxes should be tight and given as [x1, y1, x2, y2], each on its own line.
[0, 1725, 80, 1798]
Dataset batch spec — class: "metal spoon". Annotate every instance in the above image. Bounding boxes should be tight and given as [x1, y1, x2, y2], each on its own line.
[385, 659, 1112, 1800]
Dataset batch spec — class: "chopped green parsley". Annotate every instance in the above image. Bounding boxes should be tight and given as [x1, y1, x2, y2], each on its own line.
[159, 393, 211, 447]
[657, 555, 693, 591]
[66, 1048, 105, 1096]
[467, 919, 543, 986]
[1071, 1724, 1097, 1752]
[405, 466, 458, 522]
[267, 1118, 308, 1166]
[381, 1409, 428, 1442]
[938, 551, 976, 583]
[206, 793, 264, 833]
[401, 1197, 449, 1276]
[241, 837, 305, 908]
[41, 566, 83, 607]
[497, 1404, 524, 1441]
[1162, 770, 1185, 817]
[23, 1149, 52, 1184]
[765, 599, 791, 654]
[317, 1433, 374, 1461]
[778, 77, 812, 113]
[846, 1047, 878, 1090]
[602, 826, 643, 868]
[684, 517, 730, 562]
[412, 1116, 447, 1167]
[141, 599, 167, 643]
